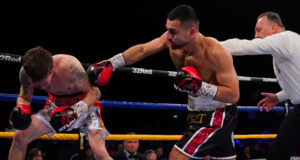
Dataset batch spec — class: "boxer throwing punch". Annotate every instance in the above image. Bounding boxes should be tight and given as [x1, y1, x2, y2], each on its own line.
[9, 46, 112, 160]
[88, 5, 239, 160]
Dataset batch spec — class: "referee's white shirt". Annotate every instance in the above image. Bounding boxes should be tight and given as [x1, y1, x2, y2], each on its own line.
[221, 31, 300, 104]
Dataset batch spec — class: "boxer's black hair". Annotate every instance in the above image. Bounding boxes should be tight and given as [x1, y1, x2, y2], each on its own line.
[167, 4, 199, 29]
[23, 46, 53, 82]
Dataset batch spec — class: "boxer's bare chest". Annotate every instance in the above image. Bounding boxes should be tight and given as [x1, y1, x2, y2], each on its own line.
[47, 72, 81, 95]
[170, 50, 217, 84]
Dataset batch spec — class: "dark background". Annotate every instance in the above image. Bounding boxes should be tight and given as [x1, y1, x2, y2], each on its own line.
[0, 0, 299, 158]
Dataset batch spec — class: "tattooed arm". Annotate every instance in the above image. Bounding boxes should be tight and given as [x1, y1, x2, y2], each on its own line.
[17, 67, 34, 106]
[8, 66, 33, 130]
[69, 60, 101, 107]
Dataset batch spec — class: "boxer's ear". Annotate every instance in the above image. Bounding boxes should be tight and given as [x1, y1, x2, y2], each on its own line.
[189, 27, 197, 38]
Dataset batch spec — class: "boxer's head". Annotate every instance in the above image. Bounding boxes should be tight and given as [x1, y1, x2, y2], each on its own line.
[255, 11, 285, 39]
[23, 46, 53, 89]
[166, 4, 199, 50]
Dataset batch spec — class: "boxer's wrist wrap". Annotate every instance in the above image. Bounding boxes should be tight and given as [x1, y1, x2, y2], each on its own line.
[197, 82, 218, 99]
[71, 100, 89, 117]
[108, 53, 126, 69]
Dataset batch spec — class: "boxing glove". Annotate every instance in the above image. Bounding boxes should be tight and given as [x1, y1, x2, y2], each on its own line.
[9, 104, 32, 130]
[174, 66, 218, 99]
[174, 66, 202, 94]
[87, 53, 126, 86]
[87, 60, 113, 86]
[49, 101, 88, 132]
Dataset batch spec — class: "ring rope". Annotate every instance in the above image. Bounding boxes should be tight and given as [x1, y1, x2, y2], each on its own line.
[0, 53, 277, 83]
[0, 93, 291, 112]
[0, 132, 277, 140]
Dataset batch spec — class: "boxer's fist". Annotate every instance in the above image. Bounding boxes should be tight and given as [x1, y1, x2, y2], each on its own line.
[49, 106, 78, 132]
[174, 66, 202, 94]
[87, 60, 113, 86]
[49, 101, 88, 132]
[9, 104, 32, 130]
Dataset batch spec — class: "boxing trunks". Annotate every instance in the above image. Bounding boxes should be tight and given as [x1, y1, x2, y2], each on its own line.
[175, 95, 238, 159]
[33, 92, 109, 137]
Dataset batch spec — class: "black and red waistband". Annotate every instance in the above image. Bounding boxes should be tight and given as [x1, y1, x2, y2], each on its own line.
[46, 92, 87, 107]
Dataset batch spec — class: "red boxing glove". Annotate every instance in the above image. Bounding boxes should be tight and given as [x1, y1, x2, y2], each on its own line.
[87, 53, 126, 86]
[49, 106, 78, 132]
[174, 66, 202, 94]
[87, 60, 113, 86]
[49, 101, 88, 132]
[17, 104, 31, 114]
[9, 104, 32, 130]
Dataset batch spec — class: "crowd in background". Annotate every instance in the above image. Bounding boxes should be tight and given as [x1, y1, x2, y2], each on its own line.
[10, 138, 300, 160]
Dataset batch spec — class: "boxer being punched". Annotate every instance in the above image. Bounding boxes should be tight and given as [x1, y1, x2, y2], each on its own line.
[8, 46, 112, 160]
[89, 5, 239, 160]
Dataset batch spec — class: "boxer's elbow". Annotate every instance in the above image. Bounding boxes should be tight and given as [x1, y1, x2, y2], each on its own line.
[215, 87, 239, 104]
[90, 86, 101, 101]
[225, 84, 239, 104]
[95, 87, 101, 100]
[84, 86, 101, 106]
[230, 90, 240, 104]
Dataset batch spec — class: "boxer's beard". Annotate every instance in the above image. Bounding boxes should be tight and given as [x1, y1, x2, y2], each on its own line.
[169, 39, 187, 50]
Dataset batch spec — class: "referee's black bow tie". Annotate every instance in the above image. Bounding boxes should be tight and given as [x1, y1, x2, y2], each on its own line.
[129, 154, 137, 159]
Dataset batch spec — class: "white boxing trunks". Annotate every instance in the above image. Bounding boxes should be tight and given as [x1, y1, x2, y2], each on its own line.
[33, 92, 109, 137]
